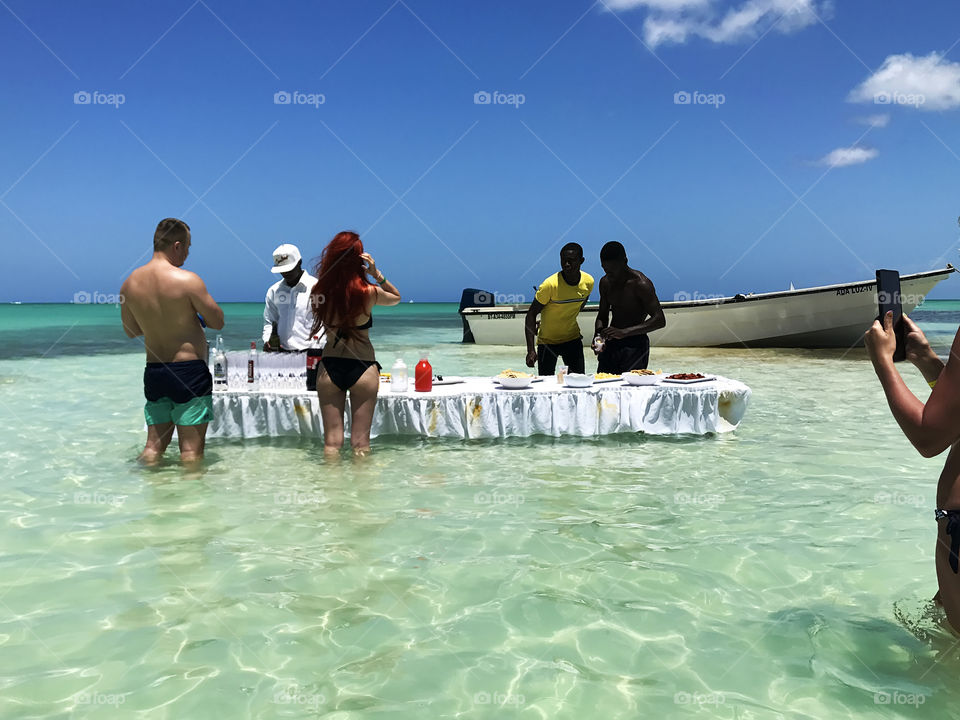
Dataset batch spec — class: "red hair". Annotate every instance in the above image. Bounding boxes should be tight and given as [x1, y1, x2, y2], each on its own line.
[310, 231, 373, 339]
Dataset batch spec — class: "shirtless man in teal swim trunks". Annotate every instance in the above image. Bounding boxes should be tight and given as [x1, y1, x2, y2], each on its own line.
[120, 218, 224, 465]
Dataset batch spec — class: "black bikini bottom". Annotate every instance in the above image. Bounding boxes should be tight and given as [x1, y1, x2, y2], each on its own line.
[321, 357, 381, 392]
[936, 509, 960, 573]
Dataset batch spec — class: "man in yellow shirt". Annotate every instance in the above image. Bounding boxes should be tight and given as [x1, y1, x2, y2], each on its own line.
[524, 243, 594, 375]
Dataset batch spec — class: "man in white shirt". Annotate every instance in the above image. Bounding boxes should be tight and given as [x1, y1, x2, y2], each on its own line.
[262, 244, 323, 351]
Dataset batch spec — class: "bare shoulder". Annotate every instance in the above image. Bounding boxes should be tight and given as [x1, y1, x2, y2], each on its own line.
[120, 265, 147, 291]
[172, 266, 206, 288]
[630, 270, 655, 291]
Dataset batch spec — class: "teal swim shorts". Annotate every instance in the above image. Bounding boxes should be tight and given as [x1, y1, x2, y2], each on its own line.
[143, 360, 214, 427]
[144, 395, 214, 427]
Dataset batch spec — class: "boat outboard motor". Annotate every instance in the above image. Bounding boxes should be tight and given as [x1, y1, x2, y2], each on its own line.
[459, 288, 496, 343]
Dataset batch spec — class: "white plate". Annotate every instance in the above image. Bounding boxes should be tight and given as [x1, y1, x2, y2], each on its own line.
[661, 375, 716, 384]
[623, 373, 662, 386]
[433, 376, 465, 386]
[496, 375, 534, 389]
[564, 373, 594, 388]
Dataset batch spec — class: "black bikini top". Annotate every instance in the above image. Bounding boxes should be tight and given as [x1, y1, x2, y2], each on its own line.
[330, 314, 372, 348]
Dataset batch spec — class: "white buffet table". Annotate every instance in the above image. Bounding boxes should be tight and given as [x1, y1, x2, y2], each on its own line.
[208, 376, 751, 440]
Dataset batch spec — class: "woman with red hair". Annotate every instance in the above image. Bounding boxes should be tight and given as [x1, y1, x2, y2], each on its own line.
[310, 231, 401, 456]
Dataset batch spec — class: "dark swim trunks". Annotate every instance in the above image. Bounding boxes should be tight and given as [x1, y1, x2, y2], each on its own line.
[143, 359, 213, 426]
[536, 337, 585, 376]
[936, 509, 960, 573]
[320, 357, 381, 392]
[597, 334, 650, 374]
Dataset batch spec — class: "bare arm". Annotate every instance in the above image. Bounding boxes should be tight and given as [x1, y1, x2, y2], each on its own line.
[361, 253, 401, 306]
[867, 312, 960, 457]
[188, 275, 225, 330]
[372, 282, 401, 306]
[904, 314, 944, 384]
[594, 278, 610, 335]
[120, 282, 142, 338]
[525, 299, 544, 354]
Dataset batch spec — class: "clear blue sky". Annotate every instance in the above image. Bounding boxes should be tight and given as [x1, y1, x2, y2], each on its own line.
[3, 0, 960, 303]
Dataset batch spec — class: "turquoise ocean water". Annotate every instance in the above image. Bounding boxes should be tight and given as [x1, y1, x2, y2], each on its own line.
[4, 301, 960, 718]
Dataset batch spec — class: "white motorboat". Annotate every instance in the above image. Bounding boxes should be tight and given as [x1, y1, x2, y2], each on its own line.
[459, 266, 955, 348]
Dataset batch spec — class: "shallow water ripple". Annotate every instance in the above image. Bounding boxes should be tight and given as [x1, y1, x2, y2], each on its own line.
[2, 337, 960, 716]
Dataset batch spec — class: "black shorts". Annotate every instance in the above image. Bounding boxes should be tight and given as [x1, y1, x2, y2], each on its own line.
[537, 338, 585, 376]
[597, 335, 650, 374]
[143, 359, 212, 403]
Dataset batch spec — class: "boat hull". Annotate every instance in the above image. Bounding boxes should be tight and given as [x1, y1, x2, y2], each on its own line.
[460, 268, 955, 348]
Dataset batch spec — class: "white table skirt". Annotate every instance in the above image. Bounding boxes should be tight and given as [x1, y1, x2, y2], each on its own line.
[208, 376, 751, 440]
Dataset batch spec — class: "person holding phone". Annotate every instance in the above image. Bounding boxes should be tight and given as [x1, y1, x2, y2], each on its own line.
[865, 311, 960, 631]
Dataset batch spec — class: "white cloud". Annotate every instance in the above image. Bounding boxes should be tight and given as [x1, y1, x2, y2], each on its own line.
[855, 113, 890, 128]
[605, 0, 830, 48]
[817, 146, 878, 168]
[848, 52, 960, 111]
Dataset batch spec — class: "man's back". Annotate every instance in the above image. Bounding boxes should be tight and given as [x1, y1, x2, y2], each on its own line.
[122, 259, 208, 363]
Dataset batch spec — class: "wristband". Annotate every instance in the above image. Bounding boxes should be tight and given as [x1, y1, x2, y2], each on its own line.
[377, 275, 387, 285]
[929, 380, 938, 389]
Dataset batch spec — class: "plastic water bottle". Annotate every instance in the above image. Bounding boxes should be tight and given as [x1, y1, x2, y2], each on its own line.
[213, 335, 228, 391]
[391, 358, 408, 392]
[415, 353, 432, 392]
[247, 341, 259, 390]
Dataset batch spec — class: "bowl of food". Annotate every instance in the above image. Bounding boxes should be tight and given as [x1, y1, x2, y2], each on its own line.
[564, 373, 594, 388]
[497, 370, 533, 389]
[624, 369, 662, 386]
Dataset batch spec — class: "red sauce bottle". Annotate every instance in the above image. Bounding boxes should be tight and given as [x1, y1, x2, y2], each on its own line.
[415, 354, 432, 392]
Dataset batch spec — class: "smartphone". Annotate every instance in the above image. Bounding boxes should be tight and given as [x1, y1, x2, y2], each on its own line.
[876, 269, 905, 362]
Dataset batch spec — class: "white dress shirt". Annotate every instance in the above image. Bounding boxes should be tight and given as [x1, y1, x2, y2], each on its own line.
[261, 272, 325, 350]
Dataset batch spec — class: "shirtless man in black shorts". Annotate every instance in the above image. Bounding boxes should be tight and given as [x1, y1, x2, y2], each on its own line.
[593, 241, 666, 373]
[120, 218, 224, 465]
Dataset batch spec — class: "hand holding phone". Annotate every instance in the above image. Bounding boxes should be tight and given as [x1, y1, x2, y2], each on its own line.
[876, 269, 905, 362]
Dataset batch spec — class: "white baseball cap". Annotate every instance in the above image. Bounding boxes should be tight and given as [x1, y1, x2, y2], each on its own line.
[271, 244, 302, 273]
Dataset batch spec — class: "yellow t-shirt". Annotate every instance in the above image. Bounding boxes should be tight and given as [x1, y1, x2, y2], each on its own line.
[535, 271, 594, 345]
